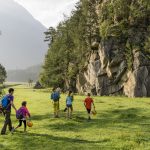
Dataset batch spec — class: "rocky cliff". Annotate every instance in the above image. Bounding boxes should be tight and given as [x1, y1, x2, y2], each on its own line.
[76, 0, 150, 97]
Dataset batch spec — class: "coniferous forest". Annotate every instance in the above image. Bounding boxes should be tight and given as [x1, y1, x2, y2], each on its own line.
[41, 0, 150, 97]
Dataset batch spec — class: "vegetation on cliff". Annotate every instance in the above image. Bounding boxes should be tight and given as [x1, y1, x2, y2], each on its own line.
[41, 0, 150, 92]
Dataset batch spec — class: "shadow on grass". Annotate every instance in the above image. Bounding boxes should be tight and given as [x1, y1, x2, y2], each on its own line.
[31, 108, 147, 132]
[95, 107, 150, 131]
[46, 122, 80, 132]
[3, 107, 150, 150]
[42, 110, 103, 132]
[12, 107, 150, 134]
[8, 132, 101, 150]
[110, 108, 144, 121]
[31, 114, 51, 120]
[26, 132, 100, 144]
[46, 107, 150, 133]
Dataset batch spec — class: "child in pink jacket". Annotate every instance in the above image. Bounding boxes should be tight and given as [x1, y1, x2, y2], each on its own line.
[12, 101, 31, 133]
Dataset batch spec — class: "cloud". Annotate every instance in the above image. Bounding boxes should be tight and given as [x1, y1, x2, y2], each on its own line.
[14, 0, 79, 28]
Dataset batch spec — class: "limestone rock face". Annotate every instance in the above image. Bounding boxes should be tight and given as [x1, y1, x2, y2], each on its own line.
[76, 46, 150, 97]
[76, 41, 128, 96]
[124, 51, 150, 97]
[76, 0, 150, 97]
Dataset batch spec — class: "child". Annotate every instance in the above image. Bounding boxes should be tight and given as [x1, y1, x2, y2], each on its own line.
[64, 92, 74, 112]
[84, 93, 95, 120]
[51, 88, 60, 118]
[66, 91, 73, 119]
[12, 101, 31, 133]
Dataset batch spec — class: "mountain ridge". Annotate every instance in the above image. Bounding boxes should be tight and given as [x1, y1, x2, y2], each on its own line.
[7, 64, 41, 82]
[0, 0, 48, 70]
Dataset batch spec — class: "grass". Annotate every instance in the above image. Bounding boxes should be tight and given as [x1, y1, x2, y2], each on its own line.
[0, 84, 150, 150]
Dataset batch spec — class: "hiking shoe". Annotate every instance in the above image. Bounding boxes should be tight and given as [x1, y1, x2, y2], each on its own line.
[88, 117, 91, 121]
[11, 127, 15, 134]
[64, 108, 67, 112]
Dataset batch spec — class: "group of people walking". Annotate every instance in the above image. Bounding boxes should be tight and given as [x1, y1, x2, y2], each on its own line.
[0, 87, 96, 135]
[51, 87, 96, 120]
[0, 88, 31, 135]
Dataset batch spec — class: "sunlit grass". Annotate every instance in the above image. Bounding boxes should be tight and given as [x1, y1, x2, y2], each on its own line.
[0, 84, 150, 150]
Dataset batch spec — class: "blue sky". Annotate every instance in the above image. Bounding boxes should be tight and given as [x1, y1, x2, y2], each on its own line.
[14, 0, 79, 28]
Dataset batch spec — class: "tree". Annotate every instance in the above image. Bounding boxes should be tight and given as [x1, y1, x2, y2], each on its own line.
[40, 0, 150, 90]
[0, 64, 6, 98]
[40, 2, 88, 90]
[0, 64, 7, 84]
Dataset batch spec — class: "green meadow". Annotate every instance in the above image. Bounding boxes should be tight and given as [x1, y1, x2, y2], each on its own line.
[0, 84, 150, 150]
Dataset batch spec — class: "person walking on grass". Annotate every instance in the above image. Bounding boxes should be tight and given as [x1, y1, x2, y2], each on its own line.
[56, 87, 61, 112]
[12, 101, 31, 133]
[51, 88, 60, 118]
[66, 91, 74, 119]
[84, 93, 95, 120]
[1, 88, 17, 135]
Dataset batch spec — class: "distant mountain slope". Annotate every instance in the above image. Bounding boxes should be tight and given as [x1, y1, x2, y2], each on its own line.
[7, 65, 41, 82]
[0, 0, 48, 69]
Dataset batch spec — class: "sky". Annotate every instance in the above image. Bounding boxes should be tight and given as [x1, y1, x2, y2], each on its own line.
[14, 0, 79, 28]
[0, 0, 79, 70]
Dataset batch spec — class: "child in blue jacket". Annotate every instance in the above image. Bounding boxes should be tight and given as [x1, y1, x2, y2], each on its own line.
[66, 91, 73, 119]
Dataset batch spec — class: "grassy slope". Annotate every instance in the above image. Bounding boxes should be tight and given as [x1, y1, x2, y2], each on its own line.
[0, 85, 150, 150]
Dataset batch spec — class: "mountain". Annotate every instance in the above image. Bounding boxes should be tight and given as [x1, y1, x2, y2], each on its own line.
[7, 65, 41, 82]
[0, 0, 48, 70]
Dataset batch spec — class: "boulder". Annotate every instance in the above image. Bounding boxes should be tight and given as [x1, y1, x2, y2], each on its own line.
[34, 81, 43, 89]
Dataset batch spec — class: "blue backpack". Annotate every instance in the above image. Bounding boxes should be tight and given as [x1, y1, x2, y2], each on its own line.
[1, 95, 9, 109]
[51, 92, 60, 101]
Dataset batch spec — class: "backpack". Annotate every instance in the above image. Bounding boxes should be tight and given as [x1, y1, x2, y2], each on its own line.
[1, 95, 9, 109]
[51, 92, 60, 101]
[16, 108, 23, 119]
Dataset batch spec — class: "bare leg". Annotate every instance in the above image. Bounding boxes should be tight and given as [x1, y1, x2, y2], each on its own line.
[88, 113, 91, 120]
[57, 101, 59, 117]
[68, 108, 72, 119]
[54, 103, 56, 118]
[66, 107, 69, 119]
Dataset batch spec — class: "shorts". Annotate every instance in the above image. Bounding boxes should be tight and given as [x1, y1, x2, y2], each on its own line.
[86, 108, 91, 114]
[67, 104, 73, 111]
[16, 114, 23, 120]
[54, 101, 59, 112]
[67, 104, 72, 108]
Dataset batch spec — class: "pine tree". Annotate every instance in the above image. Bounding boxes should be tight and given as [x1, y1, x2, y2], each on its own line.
[0, 64, 6, 97]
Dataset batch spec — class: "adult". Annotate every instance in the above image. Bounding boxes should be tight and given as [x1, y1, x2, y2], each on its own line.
[1, 88, 17, 135]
